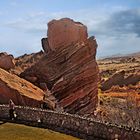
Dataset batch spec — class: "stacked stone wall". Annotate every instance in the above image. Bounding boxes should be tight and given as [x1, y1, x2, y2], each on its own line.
[0, 105, 139, 140]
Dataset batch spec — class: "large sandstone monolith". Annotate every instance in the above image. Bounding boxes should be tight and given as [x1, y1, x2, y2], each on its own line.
[21, 18, 99, 115]
[0, 52, 15, 70]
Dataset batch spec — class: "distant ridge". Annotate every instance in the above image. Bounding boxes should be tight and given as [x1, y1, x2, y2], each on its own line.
[98, 51, 140, 60]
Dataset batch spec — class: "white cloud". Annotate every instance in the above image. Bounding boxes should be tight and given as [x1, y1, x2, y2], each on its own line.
[3, 8, 110, 35]
[97, 33, 140, 57]
[1, 6, 140, 57]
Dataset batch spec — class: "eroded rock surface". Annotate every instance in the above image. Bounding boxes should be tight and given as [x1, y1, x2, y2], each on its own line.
[0, 52, 15, 70]
[0, 68, 54, 108]
[21, 18, 99, 115]
[42, 18, 88, 52]
[10, 51, 44, 75]
[101, 71, 140, 91]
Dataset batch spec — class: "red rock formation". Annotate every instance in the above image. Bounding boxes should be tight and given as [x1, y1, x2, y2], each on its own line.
[0, 52, 15, 70]
[101, 71, 140, 91]
[10, 51, 44, 75]
[101, 71, 125, 91]
[124, 74, 140, 86]
[43, 18, 88, 52]
[21, 18, 99, 115]
[0, 68, 54, 108]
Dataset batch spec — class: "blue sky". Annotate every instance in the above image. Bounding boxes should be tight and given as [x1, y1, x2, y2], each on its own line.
[0, 0, 140, 58]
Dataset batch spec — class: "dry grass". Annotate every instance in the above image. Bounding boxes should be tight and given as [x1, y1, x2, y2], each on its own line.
[0, 122, 79, 140]
[97, 92, 140, 128]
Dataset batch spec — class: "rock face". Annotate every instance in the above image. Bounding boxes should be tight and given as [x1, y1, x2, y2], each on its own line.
[21, 18, 99, 115]
[10, 51, 44, 75]
[0, 68, 54, 108]
[0, 52, 15, 70]
[42, 18, 88, 52]
[101, 71, 140, 91]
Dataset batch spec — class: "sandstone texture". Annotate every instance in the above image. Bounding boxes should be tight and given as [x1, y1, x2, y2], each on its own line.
[0, 52, 15, 70]
[43, 18, 88, 52]
[0, 68, 54, 108]
[10, 51, 44, 75]
[21, 18, 99, 115]
[101, 71, 140, 91]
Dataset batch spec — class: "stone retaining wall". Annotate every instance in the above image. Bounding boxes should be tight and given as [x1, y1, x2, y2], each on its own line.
[0, 105, 139, 140]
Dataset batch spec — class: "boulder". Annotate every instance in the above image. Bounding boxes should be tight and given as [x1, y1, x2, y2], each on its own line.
[0, 52, 15, 70]
[21, 18, 99, 115]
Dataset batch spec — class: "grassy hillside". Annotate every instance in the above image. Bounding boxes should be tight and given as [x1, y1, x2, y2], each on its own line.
[0, 121, 79, 140]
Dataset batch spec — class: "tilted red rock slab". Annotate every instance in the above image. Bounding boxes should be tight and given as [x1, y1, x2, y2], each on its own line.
[21, 39, 99, 114]
[0, 68, 54, 108]
[101, 70, 140, 91]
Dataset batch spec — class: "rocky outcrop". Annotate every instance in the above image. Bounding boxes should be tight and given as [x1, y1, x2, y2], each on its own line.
[0, 68, 54, 108]
[0, 52, 15, 70]
[21, 18, 99, 115]
[10, 51, 44, 75]
[124, 74, 140, 86]
[101, 71, 125, 91]
[101, 71, 140, 91]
